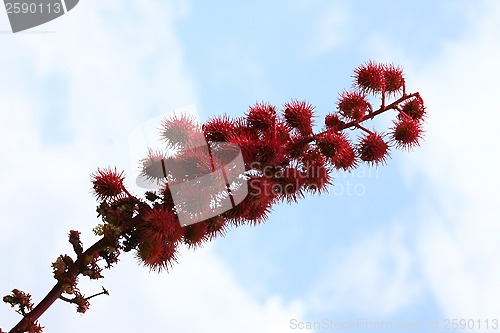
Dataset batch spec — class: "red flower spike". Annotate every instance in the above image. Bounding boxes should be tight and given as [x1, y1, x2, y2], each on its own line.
[337, 90, 371, 122]
[283, 100, 315, 136]
[91, 167, 125, 201]
[392, 114, 423, 150]
[324, 113, 345, 131]
[247, 102, 277, 132]
[353, 61, 385, 94]
[358, 132, 390, 166]
[400, 97, 426, 121]
[382, 64, 405, 95]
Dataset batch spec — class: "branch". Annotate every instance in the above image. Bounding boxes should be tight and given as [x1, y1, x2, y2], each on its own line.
[8, 215, 141, 333]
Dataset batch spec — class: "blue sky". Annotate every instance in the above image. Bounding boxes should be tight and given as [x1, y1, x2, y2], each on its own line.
[1, 1, 500, 332]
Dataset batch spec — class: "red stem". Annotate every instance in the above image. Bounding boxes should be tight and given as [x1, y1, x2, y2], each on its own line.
[309, 92, 419, 143]
[338, 92, 419, 131]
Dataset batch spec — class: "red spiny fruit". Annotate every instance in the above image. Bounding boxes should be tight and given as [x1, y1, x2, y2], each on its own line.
[204, 215, 228, 240]
[203, 114, 236, 142]
[283, 100, 315, 136]
[174, 146, 214, 180]
[353, 61, 385, 94]
[183, 222, 209, 248]
[160, 113, 201, 149]
[137, 237, 162, 269]
[91, 167, 125, 201]
[324, 113, 345, 131]
[382, 64, 405, 94]
[400, 97, 426, 120]
[337, 90, 370, 122]
[286, 136, 311, 159]
[274, 166, 306, 202]
[228, 132, 260, 170]
[316, 131, 347, 159]
[301, 151, 331, 193]
[358, 132, 390, 165]
[274, 121, 292, 143]
[221, 202, 248, 225]
[331, 138, 357, 171]
[249, 175, 281, 199]
[247, 102, 277, 132]
[171, 183, 214, 221]
[142, 207, 184, 243]
[140, 149, 169, 183]
[254, 137, 287, 166]
[392, 114, 423, 150]
[320, 122, 358, 170]
[137, 238, 177, 272]
[241, 176, 277, 224]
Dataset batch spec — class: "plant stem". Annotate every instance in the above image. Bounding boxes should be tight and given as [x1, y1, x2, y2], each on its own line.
[339, 92, 419, 131]
[8, 237, 110, 333]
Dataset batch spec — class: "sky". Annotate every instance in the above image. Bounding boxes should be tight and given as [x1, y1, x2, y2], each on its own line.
[1, 0, 500, 332]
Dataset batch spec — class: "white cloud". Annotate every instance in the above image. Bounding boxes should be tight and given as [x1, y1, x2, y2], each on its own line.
[0, 1, 305, 332]
[307, 223, 422, 316]
[403, 0, 500, 319]
[42, 244, 305, 333]
[303, 2, 349, 58]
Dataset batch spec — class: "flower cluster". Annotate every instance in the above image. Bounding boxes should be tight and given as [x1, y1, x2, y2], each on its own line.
[2, 61, 426, 333]
[84, 61, 426, 272]
[2, 289, 43, 333]
[86, 61, 425, 272]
